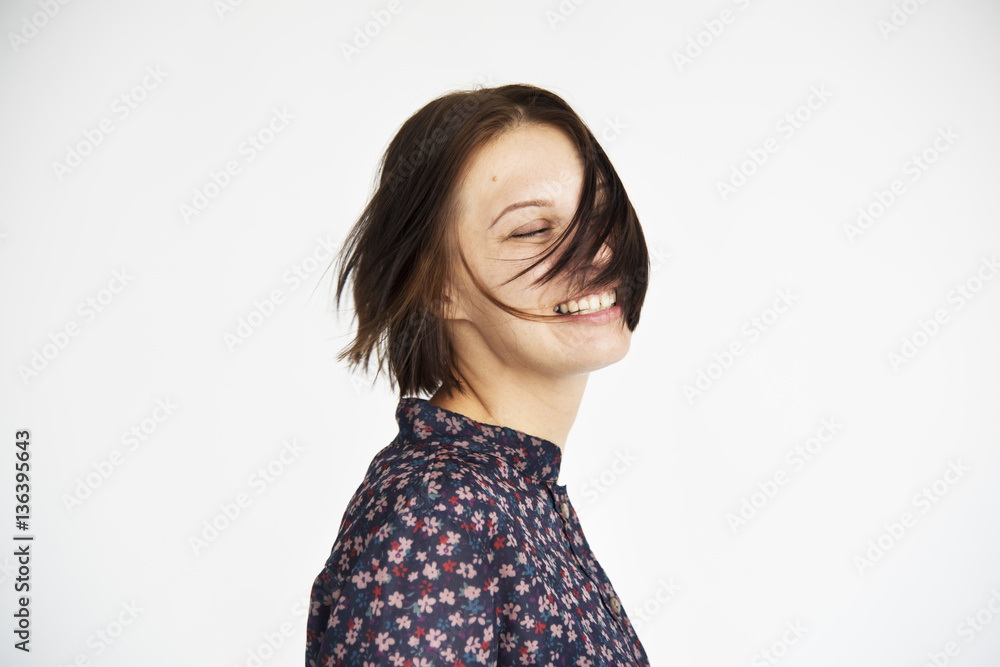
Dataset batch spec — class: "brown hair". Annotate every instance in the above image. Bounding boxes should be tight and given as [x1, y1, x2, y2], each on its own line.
[330, 84, 649, 398]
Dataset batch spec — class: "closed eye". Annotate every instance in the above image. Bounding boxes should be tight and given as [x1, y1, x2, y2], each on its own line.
[511, 228, 549, 239]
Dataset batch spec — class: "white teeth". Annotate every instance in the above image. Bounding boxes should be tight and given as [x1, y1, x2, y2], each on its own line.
[556, 289, 617, 315]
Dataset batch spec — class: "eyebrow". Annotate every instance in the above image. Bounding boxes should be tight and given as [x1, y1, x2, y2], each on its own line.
[486, 183, 608, 230]
[488, 199, 552, 229]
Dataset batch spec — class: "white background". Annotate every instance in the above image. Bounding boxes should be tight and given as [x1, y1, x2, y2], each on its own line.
[2, 0, 999, 665]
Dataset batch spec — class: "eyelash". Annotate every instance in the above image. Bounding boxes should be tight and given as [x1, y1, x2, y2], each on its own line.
[511, 228, 549, 239]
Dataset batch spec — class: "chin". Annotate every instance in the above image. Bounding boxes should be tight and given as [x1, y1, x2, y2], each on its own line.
[566, 336, 631, 374]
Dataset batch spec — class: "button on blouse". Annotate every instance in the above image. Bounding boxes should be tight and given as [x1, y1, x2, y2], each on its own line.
[305, 397, 650, 666]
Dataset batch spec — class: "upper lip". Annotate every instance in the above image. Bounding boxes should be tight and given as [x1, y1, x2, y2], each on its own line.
[556, 284, 619, 308]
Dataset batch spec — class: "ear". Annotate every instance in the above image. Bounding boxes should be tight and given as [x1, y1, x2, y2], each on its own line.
[437, 280, 468, 322]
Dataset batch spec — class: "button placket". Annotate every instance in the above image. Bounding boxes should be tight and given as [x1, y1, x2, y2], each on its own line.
[547, 483, 645, 665]
[548, 486, 589, 566]
[555, 489, 636, 649]
[548, 485, 608, 593]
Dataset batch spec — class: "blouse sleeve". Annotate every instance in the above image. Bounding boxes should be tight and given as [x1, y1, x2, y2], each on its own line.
[306, 488, 500, 666]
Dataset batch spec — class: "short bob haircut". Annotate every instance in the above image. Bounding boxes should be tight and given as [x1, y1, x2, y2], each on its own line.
[332, 84, 649, 399]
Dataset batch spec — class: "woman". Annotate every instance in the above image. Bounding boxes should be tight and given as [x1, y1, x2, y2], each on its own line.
[306, 84, 651, 666]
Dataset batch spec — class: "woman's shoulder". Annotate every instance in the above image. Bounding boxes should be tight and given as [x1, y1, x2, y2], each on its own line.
[349, 435, 520, 525]
[317, 441, 514, 586]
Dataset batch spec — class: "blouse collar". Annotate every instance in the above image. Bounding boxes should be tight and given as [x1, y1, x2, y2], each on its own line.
[394, 396, 562, 486]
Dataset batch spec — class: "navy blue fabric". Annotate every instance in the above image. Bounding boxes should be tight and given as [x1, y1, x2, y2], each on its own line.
[306, 396, 650, 666]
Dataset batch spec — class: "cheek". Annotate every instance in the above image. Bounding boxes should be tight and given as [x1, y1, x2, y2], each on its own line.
[506, 247, 566, 308]
[471, 238, 566, 314]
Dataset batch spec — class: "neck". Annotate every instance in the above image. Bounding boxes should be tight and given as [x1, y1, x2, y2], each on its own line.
[427, 366, 588, 453]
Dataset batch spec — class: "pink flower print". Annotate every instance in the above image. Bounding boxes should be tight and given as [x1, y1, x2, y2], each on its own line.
[369, 597, 385, 616]
[417, 593, 436, 614]
[375, 631, 396, 652]
[426, 628, 446, 648]
[351, 569, 373, 590]
[387, 538, 411, 564]
[421, 515, 441, 537]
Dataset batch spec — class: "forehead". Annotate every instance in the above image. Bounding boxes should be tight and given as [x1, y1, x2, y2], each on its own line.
[454, 124, 584, 225]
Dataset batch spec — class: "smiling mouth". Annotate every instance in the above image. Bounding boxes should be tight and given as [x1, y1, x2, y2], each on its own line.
[553, 289, 617, 315]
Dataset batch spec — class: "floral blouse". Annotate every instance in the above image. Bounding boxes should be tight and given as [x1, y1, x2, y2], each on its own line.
[305, 397, 650, 666]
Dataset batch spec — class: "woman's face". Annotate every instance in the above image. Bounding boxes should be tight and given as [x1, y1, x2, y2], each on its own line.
[441, 122, 631, 380]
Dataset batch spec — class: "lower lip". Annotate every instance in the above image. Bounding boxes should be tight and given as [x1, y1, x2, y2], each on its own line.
[557, 304, 622, 325]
